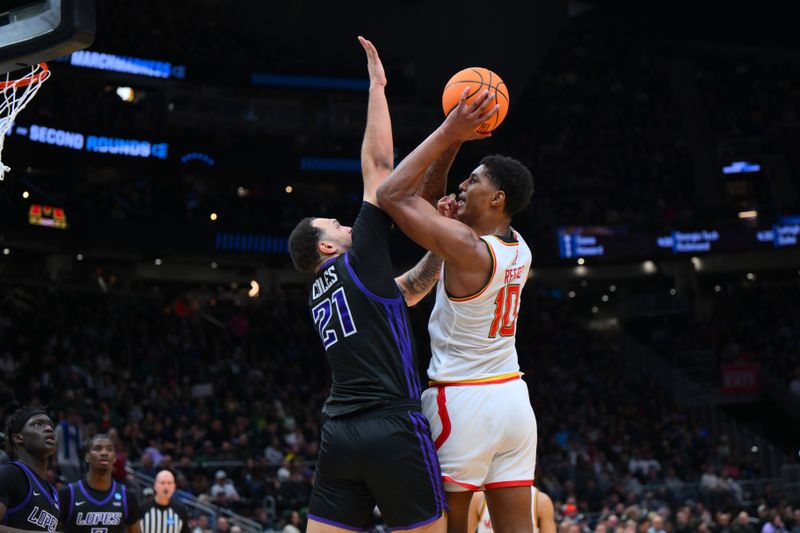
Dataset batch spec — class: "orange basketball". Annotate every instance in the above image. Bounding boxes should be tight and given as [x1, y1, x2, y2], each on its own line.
[442, 67, 509, 133]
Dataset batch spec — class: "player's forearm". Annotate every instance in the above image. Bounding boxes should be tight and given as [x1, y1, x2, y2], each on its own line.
[361, 85, 394, 174]
[396, 252, 443, 306]
[416, 141, 462, 205]
[377, 126, 454, 205]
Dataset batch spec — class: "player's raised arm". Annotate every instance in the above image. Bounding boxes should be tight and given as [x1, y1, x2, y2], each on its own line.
[357, 36, 393, 205]
[393, 140, 462, 307]
[377, 88, 498, 266]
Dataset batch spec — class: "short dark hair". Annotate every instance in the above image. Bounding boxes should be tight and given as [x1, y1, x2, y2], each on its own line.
[288, 217, 323, 273]
[84, 433, 112, 455]
[3, 406, 48, 459]
[480, 154, 534, 217]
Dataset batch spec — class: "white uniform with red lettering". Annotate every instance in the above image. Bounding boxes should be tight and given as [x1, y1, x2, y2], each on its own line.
[422, 230, 537, 491]
[476, 487, 541, 533]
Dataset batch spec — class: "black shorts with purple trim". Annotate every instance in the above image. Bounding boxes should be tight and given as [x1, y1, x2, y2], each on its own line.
[308, 400, 447, 531]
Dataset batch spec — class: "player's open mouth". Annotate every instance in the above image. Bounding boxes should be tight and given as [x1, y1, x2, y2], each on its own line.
[45, 437, 56, 444]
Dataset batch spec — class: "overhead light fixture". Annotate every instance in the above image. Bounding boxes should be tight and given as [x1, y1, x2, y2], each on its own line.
[116, 86, 135, 102]
[249, 280, 260, 298]
[738, 210, 758, 219]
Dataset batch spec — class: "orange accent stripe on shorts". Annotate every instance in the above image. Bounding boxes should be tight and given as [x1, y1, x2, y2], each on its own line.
[434, 387, 451, 450]
[484, 479, 534, 490]
[429, 371, 521, 387]
[442, 475, 481, 491]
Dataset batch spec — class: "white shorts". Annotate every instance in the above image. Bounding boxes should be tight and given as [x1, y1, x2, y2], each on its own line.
[421, 375, 537, 492]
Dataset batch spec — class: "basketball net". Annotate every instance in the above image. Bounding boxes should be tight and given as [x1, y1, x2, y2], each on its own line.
[0, 63, 50, 181]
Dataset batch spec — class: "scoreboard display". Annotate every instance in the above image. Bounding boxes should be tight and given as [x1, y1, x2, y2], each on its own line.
[557, 216, 800, 260]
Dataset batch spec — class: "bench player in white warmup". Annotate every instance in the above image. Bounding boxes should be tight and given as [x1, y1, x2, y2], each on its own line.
[377, 89, 537, 533]
[468, 487, 555, 533]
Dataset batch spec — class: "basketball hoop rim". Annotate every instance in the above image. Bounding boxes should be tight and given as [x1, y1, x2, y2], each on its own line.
[0, 63, 49, 89]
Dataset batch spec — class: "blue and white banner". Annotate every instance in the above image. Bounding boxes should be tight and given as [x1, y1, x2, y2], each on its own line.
[10, 124, 168, 159]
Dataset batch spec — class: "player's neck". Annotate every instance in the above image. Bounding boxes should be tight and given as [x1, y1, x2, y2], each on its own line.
[470, 216, 511, 239]
[155, 495, 171, 506]
[316, 252, 341, 272]
[86, 471, 113, 491]
[16, 451, 48, 479]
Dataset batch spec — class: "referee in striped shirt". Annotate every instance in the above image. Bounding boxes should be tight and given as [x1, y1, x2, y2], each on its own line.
[139, 470, 190, 533]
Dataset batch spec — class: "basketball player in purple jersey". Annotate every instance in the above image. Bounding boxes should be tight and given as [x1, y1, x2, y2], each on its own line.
[59, 434, 140, 533]
[0, 407, 60, 533]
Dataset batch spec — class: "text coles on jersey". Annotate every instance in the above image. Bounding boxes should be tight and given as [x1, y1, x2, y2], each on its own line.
[312, 265, 339, 299]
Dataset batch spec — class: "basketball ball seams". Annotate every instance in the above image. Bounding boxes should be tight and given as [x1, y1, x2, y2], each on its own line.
[442, 67, 508, 132]
[470, 68, 485, 86]
[442, 81, 485, 114]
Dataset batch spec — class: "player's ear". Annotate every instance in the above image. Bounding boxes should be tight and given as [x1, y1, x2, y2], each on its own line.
[491, 190, 505, 208]
[318, 239, 336, 255]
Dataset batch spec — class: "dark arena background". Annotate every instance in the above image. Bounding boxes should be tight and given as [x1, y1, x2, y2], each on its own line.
[1, 1, 799, 532]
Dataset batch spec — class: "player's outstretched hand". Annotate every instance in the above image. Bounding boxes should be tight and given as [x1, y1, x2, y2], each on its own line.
[358, 36, 386, 88]
[441, 88, 499, 142]
[437, 193, 458, 220]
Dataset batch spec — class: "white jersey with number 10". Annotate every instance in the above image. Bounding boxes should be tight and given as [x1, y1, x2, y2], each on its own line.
[428, 230, 532, 383]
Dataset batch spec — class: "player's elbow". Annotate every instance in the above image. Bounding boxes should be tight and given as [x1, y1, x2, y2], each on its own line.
[376, 179, 400, 206]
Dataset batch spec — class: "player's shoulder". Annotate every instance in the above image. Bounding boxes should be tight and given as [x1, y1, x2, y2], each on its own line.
[0, 462, 26, 480]
[352, 200, 392, 231]
[536, 490, 555, 512]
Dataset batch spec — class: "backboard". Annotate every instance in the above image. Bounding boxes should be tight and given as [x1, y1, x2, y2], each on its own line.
[0, 0, 95, 74]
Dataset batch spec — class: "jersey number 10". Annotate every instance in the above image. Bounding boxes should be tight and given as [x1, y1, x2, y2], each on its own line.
[489, 284, 520, 338]
[312, 287, 357, 349]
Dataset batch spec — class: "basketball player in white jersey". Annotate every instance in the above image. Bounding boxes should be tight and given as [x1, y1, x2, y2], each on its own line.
[468, 488, 556, 533]
[377, 89, 536, 533]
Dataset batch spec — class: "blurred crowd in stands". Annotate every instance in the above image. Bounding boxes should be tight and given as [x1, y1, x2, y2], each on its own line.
[626, 279, 800, 396]
[1, 279, 797, 532]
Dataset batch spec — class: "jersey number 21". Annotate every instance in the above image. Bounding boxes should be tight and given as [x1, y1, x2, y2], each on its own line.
[312, 287, 357, 349]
